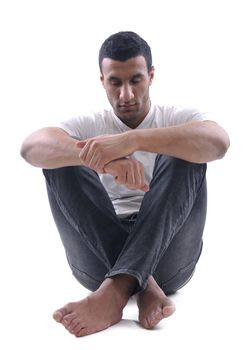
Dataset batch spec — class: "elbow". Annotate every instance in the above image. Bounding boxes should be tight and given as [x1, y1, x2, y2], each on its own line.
[20, 139, 36, 165]
[20, 141, 30, 162]
[20, 141, 29, 161]
[193, 135, 230, 164]
[216, 132, 230, 160]
[207, 122, 231, 161]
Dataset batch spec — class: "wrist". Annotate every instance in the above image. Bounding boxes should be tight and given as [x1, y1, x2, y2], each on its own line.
[127, 130, 141, 152]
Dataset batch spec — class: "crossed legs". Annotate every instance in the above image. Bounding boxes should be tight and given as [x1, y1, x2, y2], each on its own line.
[43, 156, 207, 336]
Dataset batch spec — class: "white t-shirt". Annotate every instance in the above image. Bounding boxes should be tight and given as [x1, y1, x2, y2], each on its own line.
[59, 104, 208, 217]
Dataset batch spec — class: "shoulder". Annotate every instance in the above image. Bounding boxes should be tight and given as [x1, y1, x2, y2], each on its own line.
[58, 109, 115, 139]
[152, 104, 209, 126]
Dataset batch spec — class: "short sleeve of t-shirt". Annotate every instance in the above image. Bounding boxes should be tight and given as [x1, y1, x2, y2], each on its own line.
[58, 110, 118, 140]
[153, 105, 209, 128]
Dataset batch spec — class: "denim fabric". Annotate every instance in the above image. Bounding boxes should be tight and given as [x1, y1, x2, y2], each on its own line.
[43, 155, 207, 294]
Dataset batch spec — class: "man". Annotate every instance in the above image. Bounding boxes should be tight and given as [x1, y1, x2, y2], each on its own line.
[21, 31, 230, 337]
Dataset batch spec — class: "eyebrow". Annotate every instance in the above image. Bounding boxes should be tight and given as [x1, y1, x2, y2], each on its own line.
[130, 73, 144, 80]
[108, 76, 121, 82]
[108, 73, 144, 81]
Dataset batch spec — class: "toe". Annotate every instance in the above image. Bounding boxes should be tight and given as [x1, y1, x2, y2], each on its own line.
[53, 307, 68, 323]
[139, 316, 152, 329]
[162, 304, 176, 318]
[62, 314, 75, 328]
[66, 318, 80, 333]
[75, 327, 91, 337]
[70, 323, 84, 335]
[154, 310, 164, 320]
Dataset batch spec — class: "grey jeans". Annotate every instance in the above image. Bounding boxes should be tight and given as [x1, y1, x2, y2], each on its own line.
[43, 155, 207, 294]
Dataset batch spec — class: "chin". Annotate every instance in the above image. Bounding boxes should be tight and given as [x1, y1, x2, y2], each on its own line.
[117, 111, 137, 121]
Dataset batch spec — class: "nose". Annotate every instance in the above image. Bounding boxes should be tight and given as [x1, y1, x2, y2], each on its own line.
[119, 84, 134, 103]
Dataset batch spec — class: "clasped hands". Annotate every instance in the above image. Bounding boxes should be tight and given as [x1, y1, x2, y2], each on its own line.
[76, 133, 149, 192]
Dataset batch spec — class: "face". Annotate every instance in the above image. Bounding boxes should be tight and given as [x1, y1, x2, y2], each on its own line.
[100, 56, 154, 128]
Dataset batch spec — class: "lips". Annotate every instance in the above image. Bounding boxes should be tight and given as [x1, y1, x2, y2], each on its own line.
[118, 104, 137, 112]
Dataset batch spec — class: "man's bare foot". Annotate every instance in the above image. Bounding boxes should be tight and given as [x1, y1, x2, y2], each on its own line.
[137, 276, 176, 329]
[53, 275, 137, 337]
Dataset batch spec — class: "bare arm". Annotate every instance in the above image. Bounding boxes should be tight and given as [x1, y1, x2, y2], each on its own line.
[20, 127, 81, 168]
[135, 120, 230, 163]
[20, 126, 149, 192]
[77, 120, 230, 171]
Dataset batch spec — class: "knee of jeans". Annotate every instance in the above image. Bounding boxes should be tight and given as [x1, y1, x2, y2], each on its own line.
[156, 261, 197, 295]
[154, 155, 206, 176]
[171, 157, 207, 174]
[42, 168, 60, 183]
[42, 168, 50, 178]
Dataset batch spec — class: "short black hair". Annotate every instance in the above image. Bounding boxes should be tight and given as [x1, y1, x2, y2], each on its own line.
[99, 31, 152, 72]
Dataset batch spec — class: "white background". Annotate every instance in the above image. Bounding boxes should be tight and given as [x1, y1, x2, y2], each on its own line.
[1, 0, 244, 349]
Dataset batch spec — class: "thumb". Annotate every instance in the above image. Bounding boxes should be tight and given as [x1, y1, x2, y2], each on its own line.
[141, 183, 150, 193]
[76, 140, 87, 149]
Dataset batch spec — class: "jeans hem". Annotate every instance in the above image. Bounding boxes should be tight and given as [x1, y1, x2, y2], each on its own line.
[105, 268, 145, 292]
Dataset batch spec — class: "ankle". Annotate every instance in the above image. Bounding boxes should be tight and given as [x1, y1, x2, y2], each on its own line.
[142, 276, 166, 296]
[102, 275, 138, 303]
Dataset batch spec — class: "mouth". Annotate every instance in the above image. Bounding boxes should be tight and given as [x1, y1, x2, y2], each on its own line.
[117, 104, 137, 112]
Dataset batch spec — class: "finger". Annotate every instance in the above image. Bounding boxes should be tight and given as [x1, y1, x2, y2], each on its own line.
[78, 141, 90, 162]
[78, 146, 99, 172]
[125, 162, 136, 186]
[92, 156, 106, 173]
[81, 143, 105, 171]
[131, 161, 149, 192]
[134, 161, 144, 187]
[126, 181, 149, 192]
[140, 183, 150, 192]
[115, 171, 126, 185]
[79, 141, 100, 169]
[87, 158, 105, 173]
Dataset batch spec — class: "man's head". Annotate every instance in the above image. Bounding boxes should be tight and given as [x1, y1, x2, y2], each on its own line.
[99, 32, 154, 128]
[99, 31, 152, 73]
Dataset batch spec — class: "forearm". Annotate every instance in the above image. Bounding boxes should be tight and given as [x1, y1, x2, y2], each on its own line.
[133, 120, 230, 163]
[20, 127, 81, 168]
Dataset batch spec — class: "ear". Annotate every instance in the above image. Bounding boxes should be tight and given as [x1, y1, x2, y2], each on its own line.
[149, 66, 155, 84]
[100, 74, 105, 86]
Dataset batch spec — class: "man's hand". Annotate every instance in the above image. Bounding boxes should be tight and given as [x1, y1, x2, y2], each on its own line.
[77, 132, 137, 172]
[104, 158, 149, 193]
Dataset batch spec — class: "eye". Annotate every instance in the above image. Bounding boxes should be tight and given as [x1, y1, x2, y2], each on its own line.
[131, 79, 140, 85]
[130, 76, 142, 85]
[109, 78, 121, 86]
